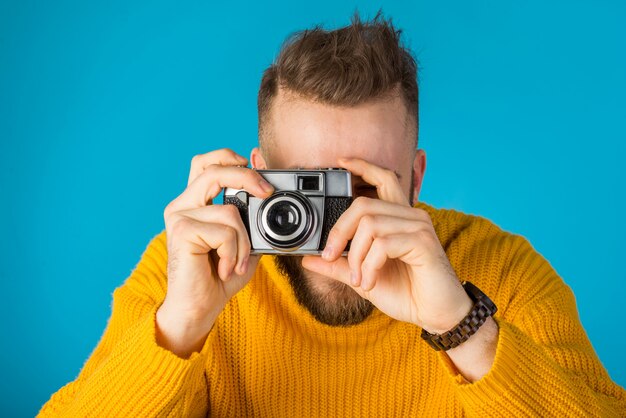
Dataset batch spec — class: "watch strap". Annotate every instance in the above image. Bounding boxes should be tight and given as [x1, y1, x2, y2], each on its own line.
[420, 281, 497, 351]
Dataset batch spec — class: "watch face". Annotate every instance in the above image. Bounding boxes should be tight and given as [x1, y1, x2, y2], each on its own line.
[463, 281, 481, 300]
[463, 282, 497, 313]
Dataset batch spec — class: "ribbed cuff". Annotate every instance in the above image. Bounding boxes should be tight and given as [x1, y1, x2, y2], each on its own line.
[69, 305, 209, 417]
[438, 317, 594, 416]
[141, 303, 212, 364]
[436, 316, 515, 388]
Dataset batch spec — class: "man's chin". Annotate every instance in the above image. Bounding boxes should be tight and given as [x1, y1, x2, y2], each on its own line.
[274, 255, 374, 327]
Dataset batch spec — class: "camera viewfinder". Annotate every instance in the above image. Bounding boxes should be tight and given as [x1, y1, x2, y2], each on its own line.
[298, 175, 320, 191]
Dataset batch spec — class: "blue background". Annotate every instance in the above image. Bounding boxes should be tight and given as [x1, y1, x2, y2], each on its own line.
[1, 1, 624, 416]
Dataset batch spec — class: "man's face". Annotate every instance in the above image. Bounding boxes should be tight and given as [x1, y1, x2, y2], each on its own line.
[252, 88, 425, 326]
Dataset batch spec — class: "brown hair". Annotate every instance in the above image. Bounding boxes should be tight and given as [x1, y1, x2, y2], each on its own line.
[257, 11, 419, 145]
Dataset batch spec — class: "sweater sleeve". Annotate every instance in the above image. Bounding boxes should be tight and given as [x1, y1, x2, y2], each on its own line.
[438, 235, 626, 417]
[37, 230, 211, 418]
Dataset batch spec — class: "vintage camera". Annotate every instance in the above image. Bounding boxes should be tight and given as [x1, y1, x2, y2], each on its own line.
[224, 169, 352, 255]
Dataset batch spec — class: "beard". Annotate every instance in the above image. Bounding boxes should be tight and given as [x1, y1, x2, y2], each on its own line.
[274, 255, 374, 327]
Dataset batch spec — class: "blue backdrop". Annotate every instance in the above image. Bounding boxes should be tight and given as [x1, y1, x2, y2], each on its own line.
[1, 1, 624, 416]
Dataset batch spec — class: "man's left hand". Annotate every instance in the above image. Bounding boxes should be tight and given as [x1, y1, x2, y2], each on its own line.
[301, 158, 473, 334]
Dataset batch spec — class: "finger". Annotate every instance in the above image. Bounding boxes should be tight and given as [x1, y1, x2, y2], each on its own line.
[323, 197, 426, 260]
[172, 217, 239, 281]
[347, 215, 423, 287]
[188, 148, 248, 186]
[338, 157, 409, 206]
[173, 204, 251, 276]
[240, 254, 259, 277]
[361, 233, 428, 291]
[347, 221, 373, 287]
[360, 238, 391, 291]
[301, 256, 367, 297]
[166, 165, 274, 218]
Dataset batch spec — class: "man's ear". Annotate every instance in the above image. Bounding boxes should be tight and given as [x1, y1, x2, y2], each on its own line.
[250, 147, 268, 169]
[411, 149, 427, 205]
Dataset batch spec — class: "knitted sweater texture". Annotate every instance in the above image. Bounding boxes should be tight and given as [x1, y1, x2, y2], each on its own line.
[38, 201, 626, 417]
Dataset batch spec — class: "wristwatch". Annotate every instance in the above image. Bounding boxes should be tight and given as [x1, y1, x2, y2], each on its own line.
[420, 281, 497, 351]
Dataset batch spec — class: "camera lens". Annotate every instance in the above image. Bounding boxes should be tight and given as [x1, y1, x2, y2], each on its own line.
[258, 192, 316, 250]
[266, 201, 300, 237]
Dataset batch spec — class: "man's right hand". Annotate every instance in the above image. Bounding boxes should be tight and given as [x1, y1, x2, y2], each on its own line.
[155, 148, 274, 358]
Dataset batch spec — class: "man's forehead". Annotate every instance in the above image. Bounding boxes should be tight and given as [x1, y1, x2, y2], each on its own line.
[269, 89, 412, 140]
[262, 90, 416, 179]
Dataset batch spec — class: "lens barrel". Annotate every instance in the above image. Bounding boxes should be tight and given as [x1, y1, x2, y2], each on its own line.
[257, 191, 316, 250]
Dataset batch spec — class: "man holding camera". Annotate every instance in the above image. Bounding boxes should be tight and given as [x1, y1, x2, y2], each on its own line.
[40, 14, 626, 417]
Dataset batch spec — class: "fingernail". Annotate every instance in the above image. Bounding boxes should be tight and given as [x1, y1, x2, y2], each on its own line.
[240, 256, 249, 275]
[350, 271, 358, 286]
[259, 179, 274, 194]
[322, 246, 333, 260]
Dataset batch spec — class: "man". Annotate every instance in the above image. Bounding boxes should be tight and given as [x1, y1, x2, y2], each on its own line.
[40, 13, 625, 417]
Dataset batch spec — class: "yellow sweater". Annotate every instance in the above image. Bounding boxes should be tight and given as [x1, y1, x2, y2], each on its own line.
[39, 201, 626, 417]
